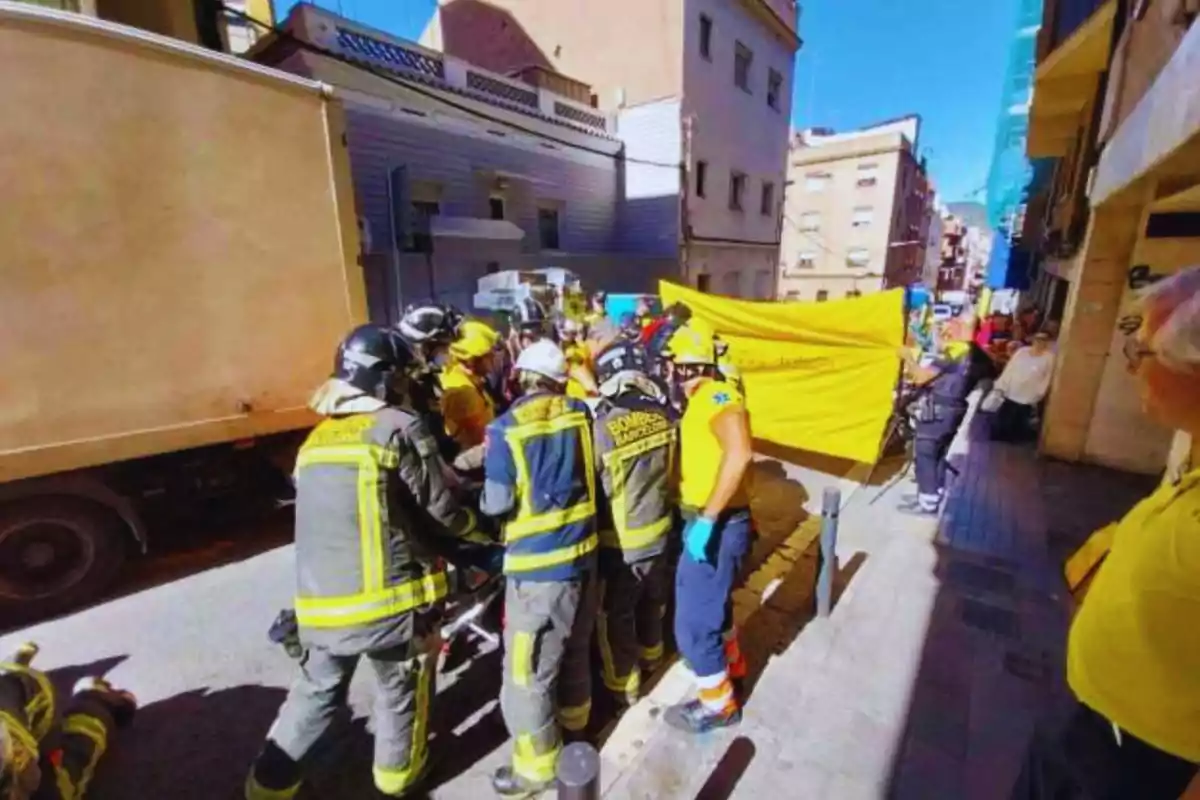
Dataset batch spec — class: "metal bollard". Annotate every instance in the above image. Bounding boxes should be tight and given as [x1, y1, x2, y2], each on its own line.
[557, 741, 600, 800]
[816, 487, 841, 617]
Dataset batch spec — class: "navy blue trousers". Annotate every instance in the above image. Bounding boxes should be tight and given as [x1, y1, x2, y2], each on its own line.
[674, 509, 753, 678]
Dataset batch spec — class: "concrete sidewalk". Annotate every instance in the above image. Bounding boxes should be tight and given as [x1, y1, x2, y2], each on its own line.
[594, 413, 1156, 800]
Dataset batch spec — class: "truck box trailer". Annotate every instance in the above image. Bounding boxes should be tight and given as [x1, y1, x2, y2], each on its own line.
[0, 3, 366, 621]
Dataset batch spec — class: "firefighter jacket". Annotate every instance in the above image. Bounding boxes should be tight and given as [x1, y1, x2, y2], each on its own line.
[592, 396, 677, 564]
[481, 392, 598, 582]
[292, 408, 477, 655]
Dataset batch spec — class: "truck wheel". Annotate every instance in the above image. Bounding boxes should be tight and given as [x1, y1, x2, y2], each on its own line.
[0, 499, 128, 623]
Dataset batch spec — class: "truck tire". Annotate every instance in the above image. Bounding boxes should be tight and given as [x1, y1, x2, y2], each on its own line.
[0, 498, 128, 624]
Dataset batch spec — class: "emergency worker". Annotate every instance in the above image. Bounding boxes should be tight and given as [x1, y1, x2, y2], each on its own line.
[662, 320, 754, 734]
[559, 319, 598, 399]
[584, 291, 608, 330]
[590, 341, 676, 707]
[0, 643, 136, 800]
[247, 324, 481, 800]
[397, 303, 464, 460]
[481, 340, 600, 796]
[899, 339, 972, 516]
[440, 319, 501, 453]
[502, 298, 550, 406]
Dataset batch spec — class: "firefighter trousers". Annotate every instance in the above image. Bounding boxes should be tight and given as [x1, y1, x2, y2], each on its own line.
[596, 552, 669, 705]
[247, 642, 436, 799]
[501, 571, 598, 785]
[0, 669, 116, 800]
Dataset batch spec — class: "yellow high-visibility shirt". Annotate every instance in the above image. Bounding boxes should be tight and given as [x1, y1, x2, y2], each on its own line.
[439, 362, 494, 449]
[1067, 467, 1200, 761]
[679, 379, 750, 510]
[564, 342, 593, 399]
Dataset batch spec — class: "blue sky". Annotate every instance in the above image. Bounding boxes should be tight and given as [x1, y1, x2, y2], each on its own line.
[277, 0, 1015, 203]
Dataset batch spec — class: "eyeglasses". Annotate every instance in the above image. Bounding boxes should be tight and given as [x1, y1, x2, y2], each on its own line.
[1122, 337, 1156, 368]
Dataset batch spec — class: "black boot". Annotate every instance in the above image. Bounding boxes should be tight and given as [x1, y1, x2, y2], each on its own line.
[73, 677, 138, 728]
[491, 765, 553, 797]
[663, 699, 741, 734]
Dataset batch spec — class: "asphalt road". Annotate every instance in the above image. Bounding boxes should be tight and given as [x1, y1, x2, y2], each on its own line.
[0, 514, 511, 799]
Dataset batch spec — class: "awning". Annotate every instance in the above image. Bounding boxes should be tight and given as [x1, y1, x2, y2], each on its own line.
[430, 216, 525, 241]
[1027, 0, 1117, 158]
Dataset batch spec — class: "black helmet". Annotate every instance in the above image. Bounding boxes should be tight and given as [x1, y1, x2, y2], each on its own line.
[332, 324, 415, 401]
[398, 303, 463, 349]
[512, 297, 548, 334]
[594, 341, 650, 386]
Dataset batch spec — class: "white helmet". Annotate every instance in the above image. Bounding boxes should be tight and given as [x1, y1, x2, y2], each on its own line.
[515, 340, 568, 384]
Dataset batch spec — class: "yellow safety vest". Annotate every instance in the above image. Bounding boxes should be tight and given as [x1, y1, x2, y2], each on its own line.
[439, 362, 495, 449]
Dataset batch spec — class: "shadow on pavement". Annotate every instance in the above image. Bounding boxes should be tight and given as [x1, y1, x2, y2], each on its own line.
[755, 438, 907, 488]
[694, 736, 756, 800]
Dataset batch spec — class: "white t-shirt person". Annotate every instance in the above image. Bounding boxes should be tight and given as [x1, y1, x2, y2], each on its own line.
[994, 335, 1056, 406]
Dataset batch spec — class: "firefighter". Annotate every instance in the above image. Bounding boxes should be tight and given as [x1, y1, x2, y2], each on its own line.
[898, 339, 972, 516]
[0, 642, 136, 800]
[661, 320, 754, 734]
[246, 324, 483, 800]
[397, 303, 465, 461]
[481, 339, 600, 796]
[590, 341, 676, 708]
[440, 319, 502, 453]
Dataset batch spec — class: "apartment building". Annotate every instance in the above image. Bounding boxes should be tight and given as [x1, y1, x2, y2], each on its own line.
[1026, 0, 1200, 475]
[421, 0, 802, 299]
[253, 4, 676, 319]
[777, 116, 931, 301]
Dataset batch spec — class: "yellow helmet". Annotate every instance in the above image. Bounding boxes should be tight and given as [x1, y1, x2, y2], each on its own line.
[664, 320, 718, 365]
[449, 320, 500, 361]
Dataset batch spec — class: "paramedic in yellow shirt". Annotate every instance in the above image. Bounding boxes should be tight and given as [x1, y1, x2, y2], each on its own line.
[439, 320, 501, 452]
[1012, 267, 1200, 799]
[559, 318, 598, 399]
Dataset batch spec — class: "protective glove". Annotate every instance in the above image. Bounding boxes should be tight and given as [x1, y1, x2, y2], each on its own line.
[683, 516, 716, 564]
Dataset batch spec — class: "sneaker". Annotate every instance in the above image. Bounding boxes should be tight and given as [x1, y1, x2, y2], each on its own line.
[662, 699, 741, 734]
[490, 765, 553, 798]
[73, 677, 138, 728]
[894, 501, 939, 518]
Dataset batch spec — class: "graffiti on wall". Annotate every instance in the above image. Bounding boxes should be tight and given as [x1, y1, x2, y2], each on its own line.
[1117, 264, 1170, 335]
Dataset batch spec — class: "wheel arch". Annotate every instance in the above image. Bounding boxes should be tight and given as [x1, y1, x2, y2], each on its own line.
[0, 472, 147, 554]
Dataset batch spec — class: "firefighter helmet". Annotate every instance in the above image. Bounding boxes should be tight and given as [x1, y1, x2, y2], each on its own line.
[398, 303, 462, 350]
[331, 324, 416, 401]
[450, 320, 501, 361]
[515, 339, 568, 384]
[594, 341, 650, 386]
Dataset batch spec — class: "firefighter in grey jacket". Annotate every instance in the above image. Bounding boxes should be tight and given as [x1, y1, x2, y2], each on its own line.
[246, 324, 480, 800]
[590, 341, 678, 706]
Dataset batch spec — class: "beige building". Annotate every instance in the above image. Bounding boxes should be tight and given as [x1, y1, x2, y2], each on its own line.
[1027, 0, 1200, 476]
[421, 0, 802, 299]
[778, 116, 931, 301]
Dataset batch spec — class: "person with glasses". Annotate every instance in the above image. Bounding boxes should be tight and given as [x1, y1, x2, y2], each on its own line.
[1012, 266, 1200, 799]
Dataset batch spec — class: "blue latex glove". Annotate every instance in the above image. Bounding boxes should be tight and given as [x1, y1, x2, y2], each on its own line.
[683, 516, 716, 563]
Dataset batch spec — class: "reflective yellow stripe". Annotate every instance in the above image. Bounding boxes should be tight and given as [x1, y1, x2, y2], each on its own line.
[373, 657, 431, 794]
[244, 775, 300, 800]
[294, 573, 449, 628]
[0, 711, 38, 756]
[511, 631, 534, 687]
[603, 430, 673, 554]
[503, 412, 597, 542]
[60, 713, 109, 798]
[641, 642, 664, 664]
[0, 661, 57, 739]
[503, 533, 598, 575]
[558, 700, 591, 732]
[513, 733, 560, 783]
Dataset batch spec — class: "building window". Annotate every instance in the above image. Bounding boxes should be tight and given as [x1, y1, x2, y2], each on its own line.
[856, 163, 879, 188]
[486, 261, 500, 274]
[734, 41, 752, 92]
[767, 68, 782, 110]
[537, 206, 560, 250]
[697, 273, 711, 292]
[846, 289, 862, 298]
[798, 211, 820, 232]
[760, 181, 775, 216]
[489, 195, 505, 220]
[816, 290, 829, 302]
[785, 290, 801, 300]
[851, 206, 874, 228]
[721, 271, 741, 297]
[795, 251, 817, 270]
[406, 200, 440, 253]
[846, 247, 870, 267]
[804, 172, 829, 192]
[753, 269, 772, 300]
[695, 160, 708, 198]
[699, 14, 712, 60]
[729, 171, 746, 211]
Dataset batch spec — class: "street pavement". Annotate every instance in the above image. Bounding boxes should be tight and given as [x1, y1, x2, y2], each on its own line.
[0, 405, 1155, 799]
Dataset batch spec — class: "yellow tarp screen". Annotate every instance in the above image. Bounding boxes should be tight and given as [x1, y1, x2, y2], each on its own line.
[659, 282, 905, 464]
